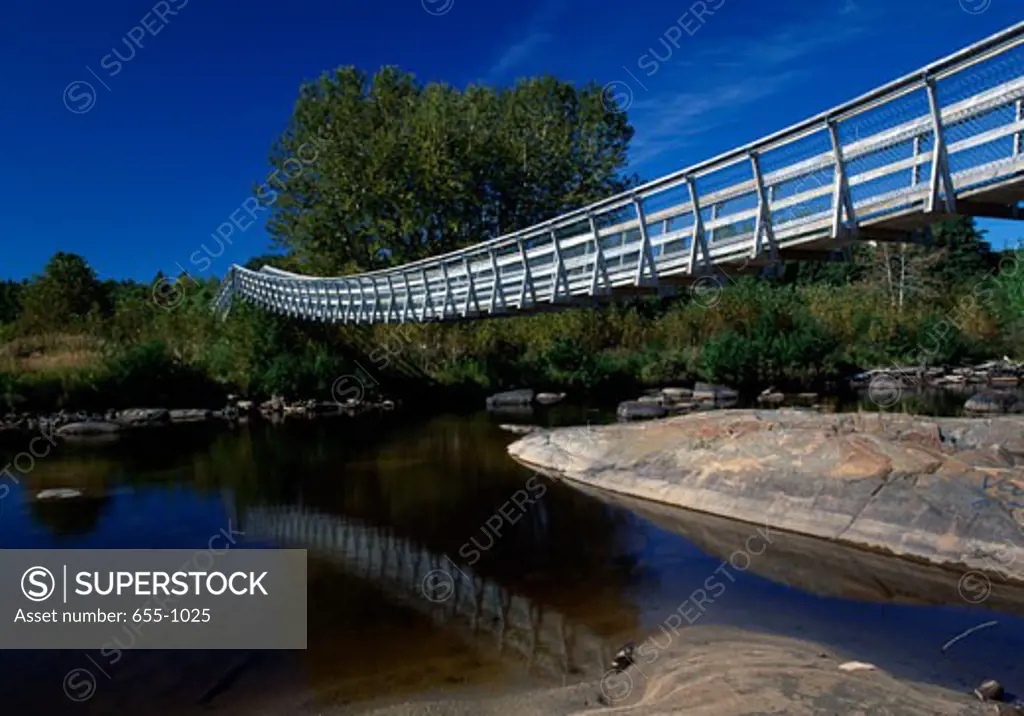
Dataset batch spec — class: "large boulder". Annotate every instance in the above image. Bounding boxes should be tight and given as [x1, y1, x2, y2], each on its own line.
[486, 389, 534, 410]
[508, 410, 1024, 580]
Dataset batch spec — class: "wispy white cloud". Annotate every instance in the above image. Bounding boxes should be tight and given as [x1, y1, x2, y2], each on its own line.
[628, 72, 803, 166]
[486, 32, 553, 81]
[483, 0, 566, 82]
[625, 5, 868, 170]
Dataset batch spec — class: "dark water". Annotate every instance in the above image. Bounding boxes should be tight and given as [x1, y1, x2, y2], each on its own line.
[2, 406, 1024, 715]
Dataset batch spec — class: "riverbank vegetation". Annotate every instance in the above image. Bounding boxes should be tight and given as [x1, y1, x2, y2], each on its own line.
[2, 68, 1022, 412]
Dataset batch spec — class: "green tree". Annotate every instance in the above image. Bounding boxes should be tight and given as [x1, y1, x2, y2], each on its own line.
[927, 216, 993, 288]
[18, 252, 104, 333]
[261, 67, 635, 274]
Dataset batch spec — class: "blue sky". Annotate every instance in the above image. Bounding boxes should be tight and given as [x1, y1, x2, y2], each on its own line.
[2, 0, 1021, 282]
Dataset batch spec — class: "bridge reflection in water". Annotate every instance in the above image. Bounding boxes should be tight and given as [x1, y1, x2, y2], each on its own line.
[243, 504, 611, 679]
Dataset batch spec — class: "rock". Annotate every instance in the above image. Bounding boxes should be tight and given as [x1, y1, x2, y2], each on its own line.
[261, 396, 286, 414]
[838, 661, 876, 672]
[169, 409, 213, 423]
[236, 400, 254, 412]
[974, 679, 1005, 702]
[506, 410, 1024, 580]
[117, 408, 170, 425]
[486, 389, 535, 409]
[35, 488, 85, 500]
[991, 376, 1020, 385]
[661, 387, 693, 402]
[610, 642, 636, 672]
[636, 394, 665, 405]
[305, 401, 341, 415]
[757, 392, 785, 406]
[965, 391, 1021, 414]
[499, 424, 539, 435]
[56, 421, 122, 438]
[616, 401, 668, 421]
[536, 392, 566, 405]
[692, 383, 739, 407]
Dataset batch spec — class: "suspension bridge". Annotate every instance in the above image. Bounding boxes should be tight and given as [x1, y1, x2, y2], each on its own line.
[214, 22, 1024, 324]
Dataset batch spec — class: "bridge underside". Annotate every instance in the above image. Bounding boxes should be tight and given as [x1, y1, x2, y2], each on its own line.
[214, 23, 1024, 324]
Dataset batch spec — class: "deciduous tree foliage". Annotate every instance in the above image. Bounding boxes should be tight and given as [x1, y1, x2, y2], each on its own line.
[18, 252, 104, 333]
[262, 66, 636, 274]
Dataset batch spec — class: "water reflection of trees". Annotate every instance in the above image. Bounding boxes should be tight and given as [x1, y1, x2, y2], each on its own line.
[216, 412, 635, 599]
[9, 414, 634, 602]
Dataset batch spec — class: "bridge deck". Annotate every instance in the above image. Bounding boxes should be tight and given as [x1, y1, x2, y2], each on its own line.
[215, 23, 1024, 324]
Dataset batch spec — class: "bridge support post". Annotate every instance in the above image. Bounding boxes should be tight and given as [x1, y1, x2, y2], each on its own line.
[517, 236, 538, 308]
[463, 256, 481, 317]
[685, 176, 712, 275]
[1015, 98, 1023, 158]
[370, 278, 382, 323]
[587, 213, 611, 296]
[632, 197, 658, 286]
[550, 228, 571, 302]
[826, 119, 857, 241]
[420, 268, 437, 321]
[925, 76, 956, 214]
[749, 151, 778, 265]
[440, 262, 455, 320]
[385, 275, 398, 323]
[401, 273, 414, 322]
[489, 247, 506, 313]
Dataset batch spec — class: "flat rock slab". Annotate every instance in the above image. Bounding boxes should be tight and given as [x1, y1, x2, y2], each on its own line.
[508, 409, 1024, 581]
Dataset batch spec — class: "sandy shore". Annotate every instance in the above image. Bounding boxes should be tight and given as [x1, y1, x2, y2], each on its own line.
[324, 626, 994, 716]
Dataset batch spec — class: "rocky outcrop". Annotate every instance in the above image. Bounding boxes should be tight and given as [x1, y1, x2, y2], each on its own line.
[507, 409, 1024, 581]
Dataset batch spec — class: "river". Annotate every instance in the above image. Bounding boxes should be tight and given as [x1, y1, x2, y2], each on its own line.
[2, 404, 1023, 714]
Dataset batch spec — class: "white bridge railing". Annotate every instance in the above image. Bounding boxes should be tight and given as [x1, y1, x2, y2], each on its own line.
[215, 22, 1024, 324]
